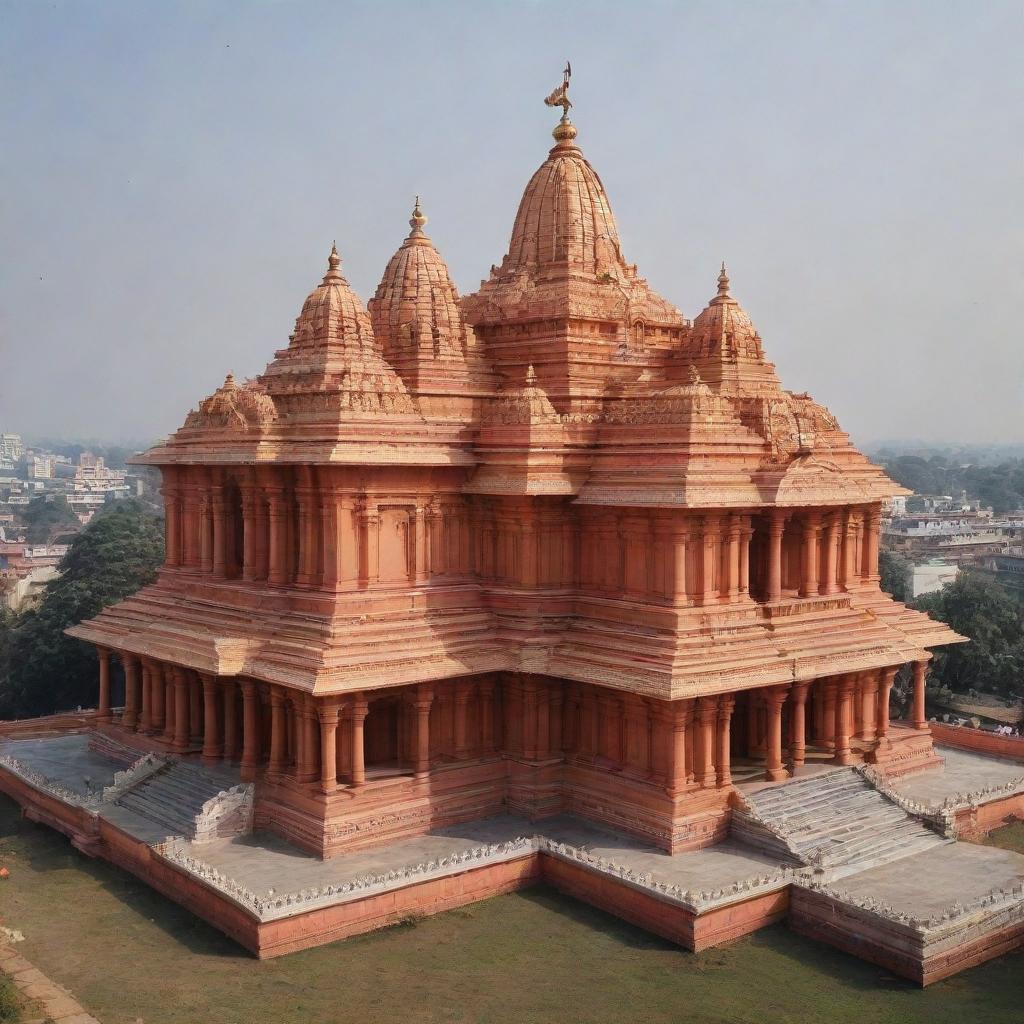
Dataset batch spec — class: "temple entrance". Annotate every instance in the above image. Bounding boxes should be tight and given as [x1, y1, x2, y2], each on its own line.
[364, 695, 402, 776]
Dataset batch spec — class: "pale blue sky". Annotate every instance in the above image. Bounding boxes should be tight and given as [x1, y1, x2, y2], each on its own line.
[2, 0, 1021, 444]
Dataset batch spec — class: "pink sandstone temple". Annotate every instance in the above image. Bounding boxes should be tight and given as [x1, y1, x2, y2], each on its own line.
[4, 75, 1023, 985]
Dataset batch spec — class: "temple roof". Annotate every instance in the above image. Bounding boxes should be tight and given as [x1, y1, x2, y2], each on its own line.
[368, 201, 495, 404]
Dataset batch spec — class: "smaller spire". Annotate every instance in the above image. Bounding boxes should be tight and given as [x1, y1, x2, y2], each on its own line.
[717, 261, 730, 298]
[223, 372, 236, 390]
[408, 196, 428, 239]
[328, 241, 341, 272]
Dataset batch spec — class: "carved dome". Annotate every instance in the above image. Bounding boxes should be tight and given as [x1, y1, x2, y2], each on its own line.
[370, 202, 476, 369]
[687, 265, 764, 363]
[503, 119, 623, 276]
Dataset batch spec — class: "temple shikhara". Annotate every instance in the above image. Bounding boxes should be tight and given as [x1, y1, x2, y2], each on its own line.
[3, 75, 1023, 985]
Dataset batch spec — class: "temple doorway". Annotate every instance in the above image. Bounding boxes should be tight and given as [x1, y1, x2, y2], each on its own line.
[364, 695, 402, 776]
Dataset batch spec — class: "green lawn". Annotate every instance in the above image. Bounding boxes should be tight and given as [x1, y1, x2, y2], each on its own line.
[1, 794, 1022, 1024]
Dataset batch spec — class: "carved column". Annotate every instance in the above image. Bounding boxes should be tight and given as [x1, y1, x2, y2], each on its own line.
[266, 482, 289, 587]
[149, 661, 165, 734]
[199, 674, 222, 761]
[695, 696, 717, 787]
[97, 646, 111, 720]
[667, 699, 692, 797]
[790, 681, 810, 769]
[318, 701, 341, 794]
[414, 684, 433, 778]
[549, 684, 563, 760]
[221, 681, 238, 760]
[139, 659, 152, 733]
[161, 473, 182, 568]
[239, 679, 260, 781]
[172, 667, 190, 752]
[295, 467, 318, 588]
[765, 685, 790, 781]
[822, 511, 841, 595]
[357, 503, 380, 586]
[265, 687, 285, 775]
[767, 510, 786, 602]
[877, 666, 897, 741]
[911, 659, 928, 730]
[454, 680, 472, 759]
[199, 492, 214, 574]
[833, 675, 855, 766]
[701, 514, 720, 604]
[858, 671, 879, 742]
[414, 505, 429, 584]
[725, 515, 741, 600]
[716, 694, 735, 788]
[479, 678, 496, 754]
[841, 508, 859, 589]
[210, 473, 227, 578]
[122, 653, 140, 729]
[350, 694, 369, 787]
[188, 671, 202, 742]
[671, 522, 689, 602]
[864, 503, 882, 584]
[821, 679, 837, 749]
[800, 511, 822, 598]
[738, 519, 753, 598]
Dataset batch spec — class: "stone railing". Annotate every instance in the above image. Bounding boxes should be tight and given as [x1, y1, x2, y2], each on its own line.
[854, 764, 956, 837]
[804, 876, 1024, 937]
[101, 753, 167, 804]
[934, 771, 1024, 813]
[0, 753, 101, 810]
[156, 831, 800, 923]
[194, 785, 254, 843]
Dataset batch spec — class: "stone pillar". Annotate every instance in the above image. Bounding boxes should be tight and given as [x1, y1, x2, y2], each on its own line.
[480, 679, 496, 753]
[122, 653, 140, 729]
[725, 515, 741, 600]
[800, 511, 821, 598]
[139, 660, 152, 733]
[266, 688, 286, 775]
[716, 695, 734, 788]
[858, 671, 879, 742]
[696, 697, 717, 787]
[267, 487, 289, 587]
[211, 477, 227, 578]
[163, 669, 176, 742]
[199, 494, 214, 574]
[765, 686, 789, 781]
[414, 684, 434, 778]
[877, 667, 896, 741]
[833, 675, 855, 766]
[701, 515, 720, 604]
[222, 682, 238, 760]
[790, 681, 810, 769]
[454, 680, 472, 759]
[149, 661, 165, 733]
[173, 667, 190, 752]
[738, 520, 752, 598]
[188, 672, 202, 742]
[350, 694, 369, 787]
[911, 660, 928, 730]
[239, 680, 260, 781]
[318, 701, 341, 794]
[201, 674, 222, 761]
[822, 511, 841, 595]
[162, 480, 181, 568]
[97, 646, 112, 720]
[864, 503, 882, 584]
[821, 679, 837, 749]
[767, 510, 786, 602]
[668, 699, 692, 796]
[671, 524, 689, 602]
[414, 505, 429, 584]
[842, 508, 859, 589]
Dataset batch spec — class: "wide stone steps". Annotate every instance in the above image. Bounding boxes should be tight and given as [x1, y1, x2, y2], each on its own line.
[733, 768, 946, 871]
[115, 761, 233, 840]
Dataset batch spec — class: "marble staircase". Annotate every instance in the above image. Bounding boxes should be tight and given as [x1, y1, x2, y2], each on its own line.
[115, 760, 240, 840]
[732, 768, 948, 872]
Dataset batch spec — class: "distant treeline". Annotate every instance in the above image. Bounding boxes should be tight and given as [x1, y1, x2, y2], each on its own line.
[878, 454, 1024, 514]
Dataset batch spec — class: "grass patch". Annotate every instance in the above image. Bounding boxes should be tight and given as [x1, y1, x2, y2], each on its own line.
[1, 793, 1023, 1023]
[978, 818, 1024, 854]
[0, 975, 24, 1024]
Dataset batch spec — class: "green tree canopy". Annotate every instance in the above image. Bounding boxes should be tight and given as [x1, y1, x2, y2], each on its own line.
[0, 499, 163, 718]
[21, 494, 79, 543]
[879, 548, 912, 603]
[916, 573, 1024, 701]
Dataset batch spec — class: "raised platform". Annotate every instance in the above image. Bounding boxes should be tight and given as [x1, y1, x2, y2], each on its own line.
[1, 728, 1022, 983]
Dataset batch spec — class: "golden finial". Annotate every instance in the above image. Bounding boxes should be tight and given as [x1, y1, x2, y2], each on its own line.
[717, 261, 730, 298]
[328, 241, 341, 272]
[545, 62, 577, 143]
[409, 196, 428, 238]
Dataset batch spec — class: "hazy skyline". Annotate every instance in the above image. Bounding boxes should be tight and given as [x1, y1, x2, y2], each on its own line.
[2, 1, 1022, 446]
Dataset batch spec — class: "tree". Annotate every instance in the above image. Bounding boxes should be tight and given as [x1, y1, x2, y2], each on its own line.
[879, 549, 913, 602]
[915, 573, 1024, 701]
[0, 500, 163, 718]
[21, 494, 79, 543]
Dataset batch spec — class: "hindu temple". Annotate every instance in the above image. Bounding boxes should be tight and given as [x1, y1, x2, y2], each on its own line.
[3, 73, 1022, 985]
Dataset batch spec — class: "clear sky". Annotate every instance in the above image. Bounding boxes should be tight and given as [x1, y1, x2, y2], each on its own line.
[2, 0, 1021, 446]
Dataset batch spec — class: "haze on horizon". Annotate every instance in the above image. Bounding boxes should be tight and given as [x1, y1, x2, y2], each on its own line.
[2, 0, 1021, 447]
